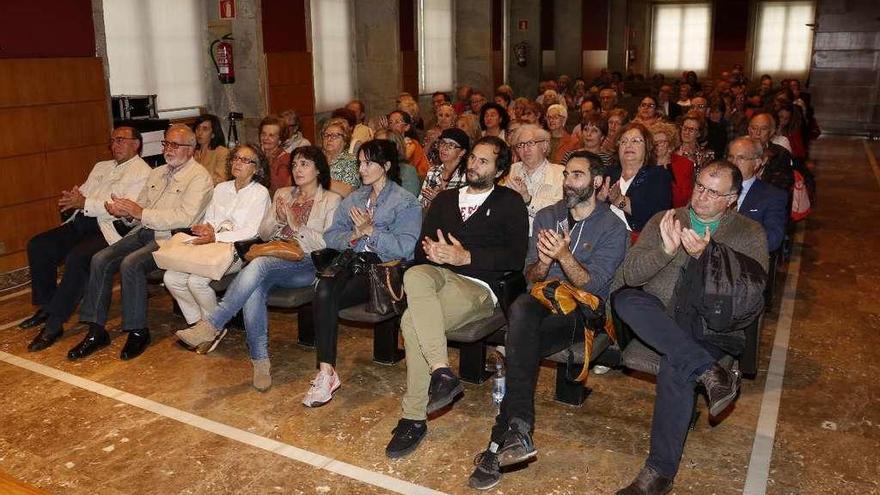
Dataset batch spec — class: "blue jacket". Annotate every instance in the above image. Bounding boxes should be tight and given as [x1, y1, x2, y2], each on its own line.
[738, 178, 788, 252]
[324, 182, 421, 261]
[606, 164, 672, 232]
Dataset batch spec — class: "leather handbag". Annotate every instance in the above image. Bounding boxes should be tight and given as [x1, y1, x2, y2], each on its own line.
[152, 232, 235, 281]
[244, 239, 304, 262]
[366, 260, 407, 316]
[530, 280, 607, 383]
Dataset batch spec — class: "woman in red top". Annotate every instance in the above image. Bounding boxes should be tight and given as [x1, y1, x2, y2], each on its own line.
[777, 104, 806, 161]
[258, 116, 291, 197]
[650, 121, 694, 208]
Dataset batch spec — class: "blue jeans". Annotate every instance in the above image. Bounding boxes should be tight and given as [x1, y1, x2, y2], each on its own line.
[79, 228, 158, 331]
[208, 256, 316, 360]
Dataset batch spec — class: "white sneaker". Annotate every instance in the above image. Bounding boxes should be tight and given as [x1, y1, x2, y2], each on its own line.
[302, 370, 341, 407]
[592, 364, 611, 375]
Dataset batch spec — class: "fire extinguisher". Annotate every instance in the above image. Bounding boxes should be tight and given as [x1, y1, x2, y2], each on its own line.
[211, 34, 235, 84]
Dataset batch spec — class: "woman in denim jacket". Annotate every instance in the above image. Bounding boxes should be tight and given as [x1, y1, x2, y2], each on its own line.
[303, 139, 421, 407]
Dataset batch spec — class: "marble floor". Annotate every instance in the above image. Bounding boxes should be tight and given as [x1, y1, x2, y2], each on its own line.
[0, 137, 877, 494]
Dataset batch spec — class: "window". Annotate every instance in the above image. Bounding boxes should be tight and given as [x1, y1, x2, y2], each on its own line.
[651, 3, 712, 75]
[103, 0, 205, 115]
[754, 1, 815, 76]
[418, 0, 454, 94]
[311, 0, 355, 112]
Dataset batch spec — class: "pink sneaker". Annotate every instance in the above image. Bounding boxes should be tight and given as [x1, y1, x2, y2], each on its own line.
[302, 370, 341, 407]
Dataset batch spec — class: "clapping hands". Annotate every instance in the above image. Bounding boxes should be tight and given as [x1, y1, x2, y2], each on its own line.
[422, 229, 470, 266]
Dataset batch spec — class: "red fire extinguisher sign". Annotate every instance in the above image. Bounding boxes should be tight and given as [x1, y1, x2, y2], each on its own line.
[220, 0, 236, 19]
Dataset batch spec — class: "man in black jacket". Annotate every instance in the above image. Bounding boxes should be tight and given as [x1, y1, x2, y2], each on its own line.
[385, 136, 529, 459]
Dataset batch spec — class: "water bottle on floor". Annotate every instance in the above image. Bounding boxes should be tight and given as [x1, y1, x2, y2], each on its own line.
[491, 362, 505, 409]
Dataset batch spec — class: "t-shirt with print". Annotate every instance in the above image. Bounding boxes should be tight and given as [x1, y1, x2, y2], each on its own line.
[458, 187, 493, 222]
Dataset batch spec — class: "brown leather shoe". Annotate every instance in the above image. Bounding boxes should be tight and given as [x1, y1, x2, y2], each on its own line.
[616, 466, 673, 495]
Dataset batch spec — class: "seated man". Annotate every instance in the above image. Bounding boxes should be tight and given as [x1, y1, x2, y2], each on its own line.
[23, 126, 151, 351]
[503, 124, 565, 235]
[613, 161, 768, 495]
[385, 136, 529, 458]
[67, 124, 213, 361]
[748, 112, 794, 193]
[468, 151, 629, 490]
[728, 136, 788, 252]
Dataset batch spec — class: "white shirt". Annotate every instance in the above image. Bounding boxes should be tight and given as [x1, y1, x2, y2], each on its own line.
[76, 155, 151, 244]
[457, 187, 498, 305]
[610, 175, 635, 231]
[204, 180, 271, 243]
[737, 176, 757, 211]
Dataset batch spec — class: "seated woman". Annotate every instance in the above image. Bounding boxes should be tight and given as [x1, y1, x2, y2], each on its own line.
[192, 114, 230, 185]
[303, 139, 421, 407]
[422, 102, 457, 153]
[545, 104, 580, 163]
[632, 95, 662, 127]
[599, 122, 672, 242]
[373, 128, 422, 198]
[479, 102, 510, 142]
[565, 113, 616, 168]
[164, 144, 272, 327]
[259, 116, 292, 197]
[418, 127, 470, 208]
[602, 108, 629, 153]
[456, 112, 483, 148]
[650, 121, 695, 208]
[321, 117, 361, 197]
[389, 110, 430, 179]
[280, 109, 311, 154]
[175, 145, 342, 391]
[676, 110, 715, 171]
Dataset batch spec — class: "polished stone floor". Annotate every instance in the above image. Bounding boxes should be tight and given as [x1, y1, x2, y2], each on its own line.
[0, 137, 877, 494]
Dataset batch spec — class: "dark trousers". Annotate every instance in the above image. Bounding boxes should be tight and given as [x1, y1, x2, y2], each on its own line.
[613, 288, 724, 478]
[490, 293, 583, 444]
[312, 270, 370, 367]
[79, 227, 158, 331]
[27, 215, 108, 325]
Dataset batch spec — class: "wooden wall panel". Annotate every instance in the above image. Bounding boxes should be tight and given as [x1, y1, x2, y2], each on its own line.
[0, 58, 105, 108]
[0, 154, 48, 207]
[0, 107, 48, 158]
[400, 51, 419, 99]
[0, 198, 59, 255]
[265, 51, 316, 142]
[45, 146, 105, 193]
[45, 102, 111, 151]
[266, 52, 314, 88]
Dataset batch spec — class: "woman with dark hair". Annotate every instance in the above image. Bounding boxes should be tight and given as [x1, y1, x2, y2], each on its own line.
[373, 128, 422, 198]
[776, 104, 805, 161]
[565, 114, 616, 169]
[480, 102, 510, 141]
[303, 139, 421, 407]
[633, 95, 661, 126]
[676, 110, 715, 170]
[599, 122, 672, 240]
[174, 145, 342, 391]
[164, 143, 271, 328]
[601, 108, 629, 153]
[389, 110, 430, 179]
[419, 127, 470, 208]
[259, 116, 292, 196]
[192, 114, 230, 184]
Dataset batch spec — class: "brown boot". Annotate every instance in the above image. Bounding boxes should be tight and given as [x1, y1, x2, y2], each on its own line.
[251, 358, 271, 392]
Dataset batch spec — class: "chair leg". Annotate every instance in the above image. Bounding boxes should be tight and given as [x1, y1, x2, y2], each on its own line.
[459, 341, 491, 384]
[297, 303, 315, 348]
[373, 316, 404, 365]
[554, 362, 591, 406]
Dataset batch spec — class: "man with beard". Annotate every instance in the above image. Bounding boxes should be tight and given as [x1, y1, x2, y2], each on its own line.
[67, 124, 213, 361]
[385, 136, 529, 459]
[468, 150, 628, 490]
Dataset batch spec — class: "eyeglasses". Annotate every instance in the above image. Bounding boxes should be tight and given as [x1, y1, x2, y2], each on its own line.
[681, 125, 700, 133]
[231, 155, 258, 166]
[323, 132, 344, 140]
[161, 140, 194, 151]
[639, 102, 656, 108]
[693, 103, 709, 109]
[618, 138, 645, 146]
[726, 154, 760, 163]
[694, 180, 737, 200]
[438, 141, 461, 150]
[109, 137, 138, 145]
[515, 139, 548, 149]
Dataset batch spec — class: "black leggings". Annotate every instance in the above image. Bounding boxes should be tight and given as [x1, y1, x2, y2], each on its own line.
[312, 270, 370, 367]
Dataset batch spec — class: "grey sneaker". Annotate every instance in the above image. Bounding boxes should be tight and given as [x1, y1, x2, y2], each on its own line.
[497, 418, 537, 467]
[698, 362, 742, 417]
[616, 465, 673, 495]
[251, 358, 271, 392]
[302, 369, 341, 407]
[467, 445, 502, 490]
[175, 320, 219, 350]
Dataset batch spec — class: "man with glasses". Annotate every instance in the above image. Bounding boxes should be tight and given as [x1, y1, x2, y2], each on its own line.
[68, 124, 213, 361]
[728, 137, 788, 252]
[22, 126, 151, 352]
[504, 124, 564, 234]
[613, 161, 768, 495]
[748, 112, 795, 193]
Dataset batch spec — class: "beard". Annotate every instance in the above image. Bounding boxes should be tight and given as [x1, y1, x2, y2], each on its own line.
[466, 169, 495, 189]
[564, 184, 595, 208]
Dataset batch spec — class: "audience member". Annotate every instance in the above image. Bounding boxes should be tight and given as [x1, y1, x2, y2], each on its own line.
[545, 104, 580, 164]
[504, 125, 565, 233]
[321, 117, 360, 197]
[728, 137, 788, 252]
[632, 95, 661, 127]
[676, 111, 715, 170]
[372, 128, 422, 198]
[479, 102, 510, 141]
[281, 109, 311, 155]
[389, 110, 430, 179]
[259, 116, 292, 196]
[419, 127, 470, 208]
[192, 114, 230, 184]
[748, 113, 794, 192]
[602, 108, 629, 153]
[650, 121, 695, 208]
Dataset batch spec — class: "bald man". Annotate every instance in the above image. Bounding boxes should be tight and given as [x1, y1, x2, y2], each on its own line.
[69, 124, 213, 361]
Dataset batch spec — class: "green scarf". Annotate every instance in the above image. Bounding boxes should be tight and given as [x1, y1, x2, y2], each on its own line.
[688, 207, 721, 236]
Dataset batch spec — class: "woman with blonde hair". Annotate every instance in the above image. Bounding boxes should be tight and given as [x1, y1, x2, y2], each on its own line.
[321, 117, 360, 197]
[545, 104, 580, 164]
[650, 121, 694, 207]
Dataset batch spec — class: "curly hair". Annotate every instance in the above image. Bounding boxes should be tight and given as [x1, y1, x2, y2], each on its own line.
[226, 143, 270, 189]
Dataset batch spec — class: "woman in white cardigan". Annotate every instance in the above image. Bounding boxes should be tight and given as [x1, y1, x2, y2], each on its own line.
[163, 143, 271, 326]
[175, 145, 342, 391]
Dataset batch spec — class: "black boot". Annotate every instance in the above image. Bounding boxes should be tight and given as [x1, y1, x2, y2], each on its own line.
[120, 328, 151, 360]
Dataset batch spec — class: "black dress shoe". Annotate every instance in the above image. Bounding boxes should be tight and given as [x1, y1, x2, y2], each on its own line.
[616, 466, 674, 495]
[28, 327, 63, 352]
[120, 329, 151, 360]
[19, 310, 49, 329]
[67, 328, 111, 360]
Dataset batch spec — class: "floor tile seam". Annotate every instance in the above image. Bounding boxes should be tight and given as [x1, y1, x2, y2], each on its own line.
[742, 221, 806, 495]
[0, 350, 448, 495]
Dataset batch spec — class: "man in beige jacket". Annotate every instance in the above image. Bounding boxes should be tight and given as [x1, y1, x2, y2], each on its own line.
[68, 124, 213, 361]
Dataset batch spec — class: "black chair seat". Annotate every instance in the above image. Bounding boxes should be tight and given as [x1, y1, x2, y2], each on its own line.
[446, 308, 507, 343]
[546, 333, 610, 364]
[621, 338, 736, 377]
[267, 286, 315, 308]
[338, 303, 396, 323]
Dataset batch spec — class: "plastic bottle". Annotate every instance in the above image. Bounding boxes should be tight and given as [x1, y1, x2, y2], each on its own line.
[491, 362, 506, 408]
